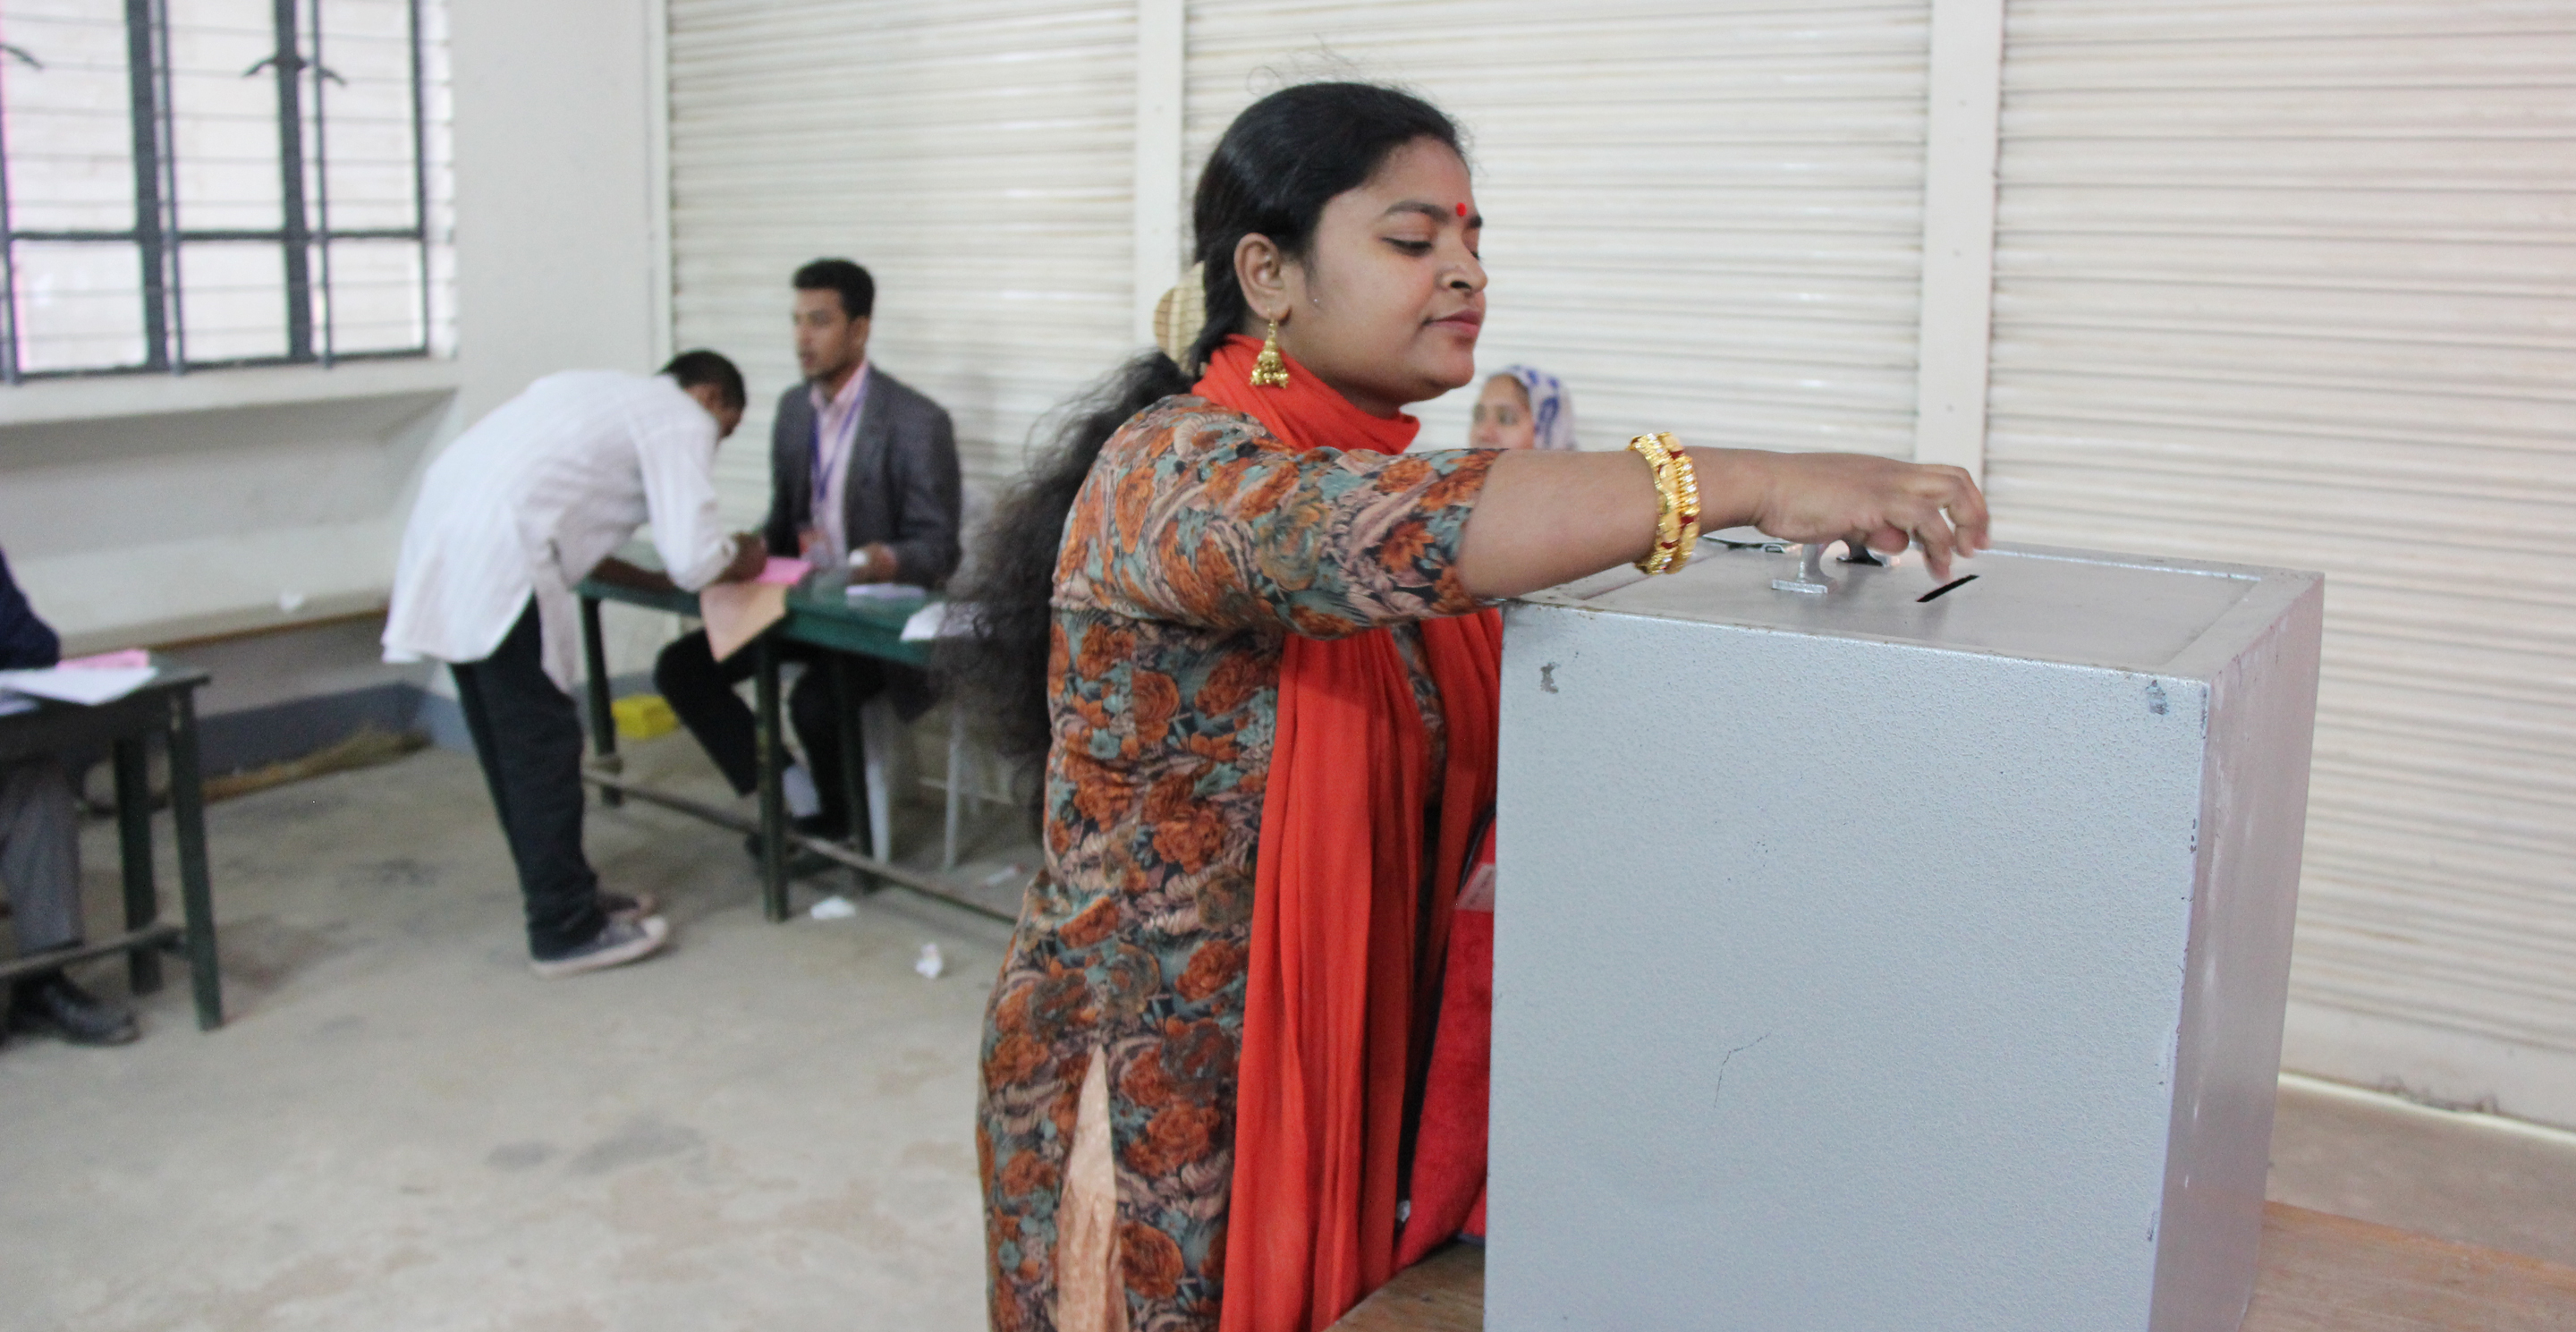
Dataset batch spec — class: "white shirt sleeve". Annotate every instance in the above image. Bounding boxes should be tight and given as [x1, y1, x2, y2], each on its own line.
[633, 400, 735, 591]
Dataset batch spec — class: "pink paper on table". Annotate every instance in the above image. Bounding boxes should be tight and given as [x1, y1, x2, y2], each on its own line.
[754, 557, 811, 587]
[62, 649, 150, 670]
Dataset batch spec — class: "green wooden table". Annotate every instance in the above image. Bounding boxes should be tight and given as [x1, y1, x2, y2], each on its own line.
[0, 664, 222, 1030]
[575, 557, 1005, 925]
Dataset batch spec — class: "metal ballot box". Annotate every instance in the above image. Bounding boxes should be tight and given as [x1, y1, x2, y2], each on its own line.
[1487, 540, 2322, 1332]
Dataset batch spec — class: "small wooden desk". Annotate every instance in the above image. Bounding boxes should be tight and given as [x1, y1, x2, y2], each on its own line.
[0, 666, 222, 1030]
[575, 564, 1006, 925]
[1330, 1202, 2576, 1331]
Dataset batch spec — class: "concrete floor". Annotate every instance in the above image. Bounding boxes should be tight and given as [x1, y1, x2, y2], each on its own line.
[0, 733, 1025, 1332]
[2267, 1075, 2576, 1269]
[3, 737, 2573, 1329]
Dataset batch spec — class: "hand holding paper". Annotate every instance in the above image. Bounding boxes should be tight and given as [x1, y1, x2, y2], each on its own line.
[753, 557, 811, 587]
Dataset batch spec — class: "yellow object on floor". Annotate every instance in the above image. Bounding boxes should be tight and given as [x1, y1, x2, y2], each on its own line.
[611, 693, 679, 741]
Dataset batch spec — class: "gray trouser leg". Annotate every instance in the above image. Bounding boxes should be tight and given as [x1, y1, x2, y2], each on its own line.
[0, 757, 83, 954]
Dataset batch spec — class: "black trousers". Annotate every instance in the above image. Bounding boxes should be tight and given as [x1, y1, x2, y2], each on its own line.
[653, 630, 886, 844]
[451, 601, 607, 959]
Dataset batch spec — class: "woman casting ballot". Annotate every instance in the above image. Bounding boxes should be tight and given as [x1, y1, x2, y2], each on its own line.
[953, 82, 1987, 1332]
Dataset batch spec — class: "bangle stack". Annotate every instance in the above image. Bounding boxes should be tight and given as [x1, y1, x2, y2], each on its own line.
[1627, 432, 1702, 575]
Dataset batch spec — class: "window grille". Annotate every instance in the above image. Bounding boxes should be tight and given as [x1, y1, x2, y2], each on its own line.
[0, 0, 449, 381]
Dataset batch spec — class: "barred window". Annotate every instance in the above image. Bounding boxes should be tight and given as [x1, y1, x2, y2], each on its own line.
[0, 0, 451, 381]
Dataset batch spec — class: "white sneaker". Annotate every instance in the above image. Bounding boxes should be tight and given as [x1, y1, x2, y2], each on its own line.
[529, 915, 671, 979]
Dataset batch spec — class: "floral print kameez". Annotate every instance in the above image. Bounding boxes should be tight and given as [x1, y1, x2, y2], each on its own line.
[977, 395, 1498, 1332]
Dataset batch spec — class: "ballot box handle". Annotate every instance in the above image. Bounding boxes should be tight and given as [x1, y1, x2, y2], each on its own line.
[1772, 542, 1834, 595]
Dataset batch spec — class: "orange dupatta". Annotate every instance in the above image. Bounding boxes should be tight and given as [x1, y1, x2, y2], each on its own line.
[1193, 337, 1502, 1332]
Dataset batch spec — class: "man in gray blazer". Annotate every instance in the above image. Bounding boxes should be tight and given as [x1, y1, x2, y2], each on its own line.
[655, 259, 962, 856]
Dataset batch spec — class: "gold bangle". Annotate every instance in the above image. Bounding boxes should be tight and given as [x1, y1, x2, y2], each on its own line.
[1629, 434, 1677, 574]
[1663, 435, 1701, 572]
[1628, 432, 1700, 575]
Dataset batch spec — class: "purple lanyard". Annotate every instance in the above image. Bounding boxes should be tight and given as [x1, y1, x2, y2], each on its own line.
[809, 395, 861, 509]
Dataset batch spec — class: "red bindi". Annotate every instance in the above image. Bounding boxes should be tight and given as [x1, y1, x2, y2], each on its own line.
[1454, 202, 1468, 217]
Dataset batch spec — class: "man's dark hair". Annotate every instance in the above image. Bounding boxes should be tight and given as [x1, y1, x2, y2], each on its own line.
[660, 349, 746, 411]
[793, 258, 876, 321]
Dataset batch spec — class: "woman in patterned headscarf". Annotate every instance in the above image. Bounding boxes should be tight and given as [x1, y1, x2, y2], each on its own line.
[1467, 364, 1577, 451]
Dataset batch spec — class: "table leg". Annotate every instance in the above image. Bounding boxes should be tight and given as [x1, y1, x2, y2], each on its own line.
[756, 639, 787, 922]
[112, 736, 162, 996]
[580, 595, 623, 807]
[165, 688, 223, 1030]
[830, 656, 876, 895]
[944, 705, 965, 872]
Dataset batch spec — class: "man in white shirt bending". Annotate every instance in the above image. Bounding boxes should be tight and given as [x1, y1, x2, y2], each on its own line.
[386, 352, 764, 979]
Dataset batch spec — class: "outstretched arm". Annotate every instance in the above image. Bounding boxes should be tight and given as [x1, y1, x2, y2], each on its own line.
[1069, 407, 1988, 636]
[1455, 445, 1989, 600]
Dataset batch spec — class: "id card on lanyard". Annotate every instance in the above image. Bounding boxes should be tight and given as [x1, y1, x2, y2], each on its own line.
[802, 376, 866, 562]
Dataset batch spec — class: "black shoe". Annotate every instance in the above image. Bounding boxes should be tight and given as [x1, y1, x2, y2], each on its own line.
[743, 815, 853, 876]
[793, 813, 852, 844]
[8, 971, 140, 1046]
[744, 844, 839, 878]
[528, 915, 671, 980]
[598, 891, 660, 923]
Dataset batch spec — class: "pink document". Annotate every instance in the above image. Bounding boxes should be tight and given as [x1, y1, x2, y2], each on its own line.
[62, 649, 151, 670]
[753, 557, 812, 587]
[699, 582, 789, 662]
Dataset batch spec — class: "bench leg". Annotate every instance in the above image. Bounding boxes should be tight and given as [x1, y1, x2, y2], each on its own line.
[756, 640, 788, 922]
[580, 596, 623, 806]
[830, 658, 877, 895]
[112, 736, 161, 996]
[166, 690, 222, 1030]
[943, 707, 966, 871]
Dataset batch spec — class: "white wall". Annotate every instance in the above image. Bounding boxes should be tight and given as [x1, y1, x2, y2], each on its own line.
[0, 0, 672, 679]
[444, 0, 665, 428]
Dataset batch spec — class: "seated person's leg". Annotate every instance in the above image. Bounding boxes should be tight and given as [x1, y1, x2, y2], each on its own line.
[0, 757, 136, 1045]
[787, 655, 894, 847]
[654, 629, 763, 796]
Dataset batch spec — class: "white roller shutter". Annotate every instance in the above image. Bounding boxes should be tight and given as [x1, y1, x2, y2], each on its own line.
[666, 0, 1139, 520]
[1986, 3, 2576, 1116]
[1182, 1, 1932, 455]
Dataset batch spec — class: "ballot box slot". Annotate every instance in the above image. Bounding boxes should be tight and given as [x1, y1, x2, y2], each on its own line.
[1540, 542, 2266, 675]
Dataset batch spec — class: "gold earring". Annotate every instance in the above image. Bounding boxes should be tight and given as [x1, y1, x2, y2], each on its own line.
[1250, 318, 1291, 388]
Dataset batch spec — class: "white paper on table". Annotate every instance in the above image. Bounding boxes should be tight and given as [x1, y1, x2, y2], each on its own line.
[845, 582, 928, 602]
[899, 602, 949, 642]
[0, 666, 158, 706]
